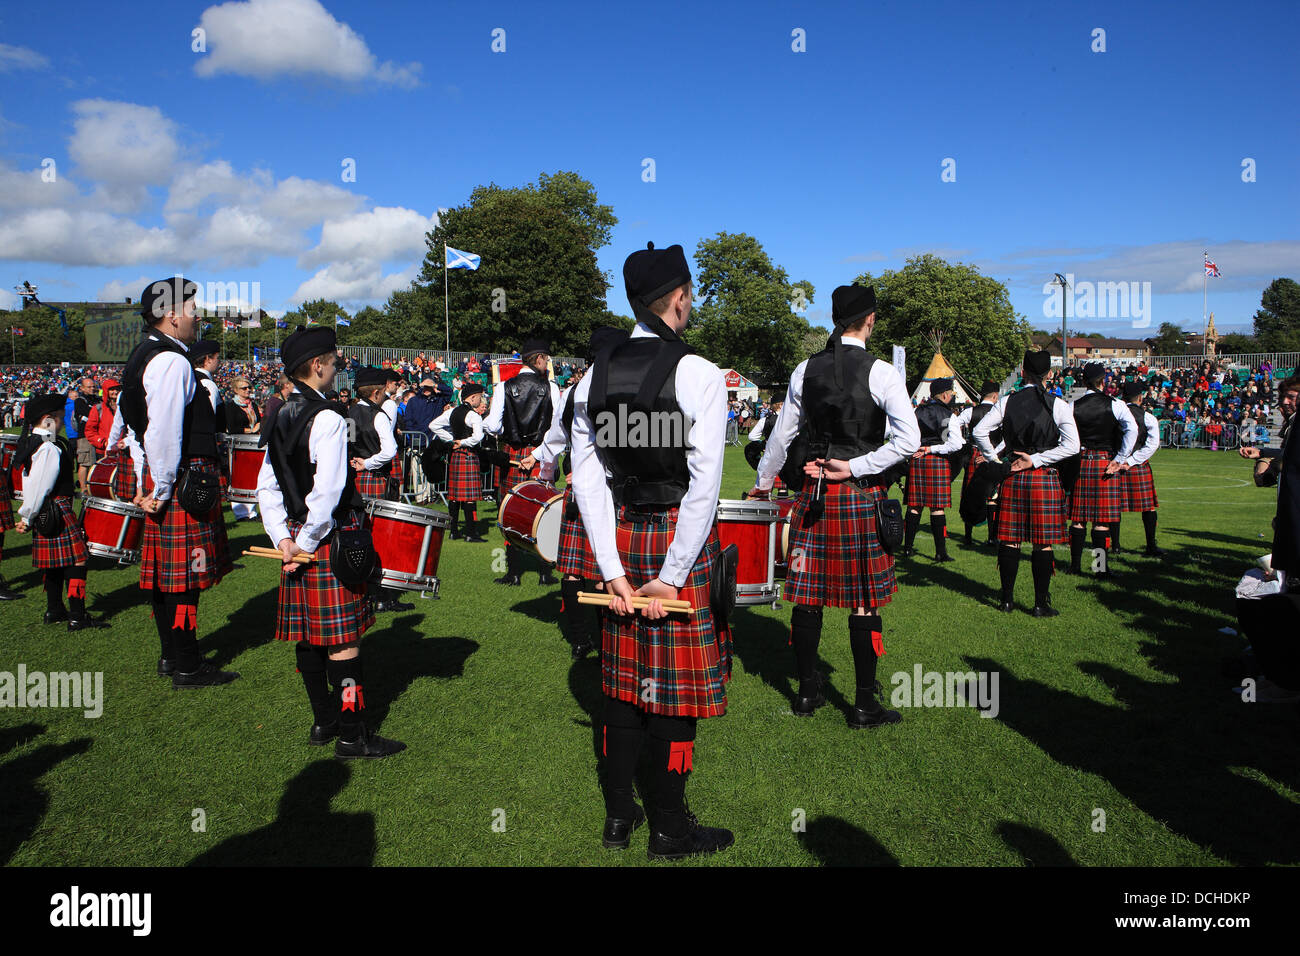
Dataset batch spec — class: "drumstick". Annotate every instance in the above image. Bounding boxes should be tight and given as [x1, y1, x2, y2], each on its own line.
[246, 546, 317, 563]
[577, 591, 695, 614]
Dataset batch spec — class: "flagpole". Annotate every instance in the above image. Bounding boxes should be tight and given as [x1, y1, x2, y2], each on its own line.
[444, 242, 450, 356]
[1203, 251, 1208, 343]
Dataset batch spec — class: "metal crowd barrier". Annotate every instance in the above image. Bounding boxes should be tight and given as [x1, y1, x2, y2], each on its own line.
[393, 431, 503, 507]
[1156, 421, 1241, 450]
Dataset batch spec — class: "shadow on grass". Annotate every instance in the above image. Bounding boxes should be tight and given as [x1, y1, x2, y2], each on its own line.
[0, 727, 93, 865]
[797, 815, 899, 867]
[197, 582, 280, 668]
[187, 761, 374, 866]
[730, 608, 858, 713]
[996, 821, 1077, 866]
[362, 613, 478, 729]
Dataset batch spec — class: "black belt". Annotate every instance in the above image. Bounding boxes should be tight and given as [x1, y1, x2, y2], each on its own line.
[620, 509, 675, 525]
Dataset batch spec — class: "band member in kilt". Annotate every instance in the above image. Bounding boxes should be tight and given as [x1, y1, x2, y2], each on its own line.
[1113, 380, 1163, 556]
[902, 378, 963, 561]
[486, 338, 561, 587]
[0, 416, 19, 600]
[973, 350, 1080, 616]
[120, 277, 238, 686]
[748, 392, 789, 497]
[572, 242, 734, 859]
[349, 368, 412, 614]
[13, 393, 107, 629]
[258, 328, 404, 759]
[752, 284, 920, 729]
[529, 328, 628, 660]
[1066, 363, 1136, 577]
[955, 380, 1004, 546]
[432, 382, 490, 542]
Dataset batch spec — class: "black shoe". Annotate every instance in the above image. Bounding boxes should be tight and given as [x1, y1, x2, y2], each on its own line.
[1093, 569, 1118, 580]
[0, 582, 23, 601]
[538, 573, 558, 586]
[157, 658, 175, 677]
[449, 532, 464, 541]
[495, 574, 521, 586]
[172, 661, 241, 688]
[647, 813, 734, 861]
[377, 597, 415, 612]
[602, 803, 646, 849]
[899, 546, 915, 558]
[846, 702, 903, 729]
[935, 553, 954, 563]
[1031, 604, 1060, 618]
[309, 722, 339, 746]
[571, 640, 597, 660]
[1110, 544, 1125, 555]
[335, 726, 406, 760]
[43, 608, 69, 624]
[998, 601, 1015, 613]
[67, 613, 110, 631]
[792, 692, 827, 716]
[1143, 545, 1165, 557]
[464, 535, 486, 543]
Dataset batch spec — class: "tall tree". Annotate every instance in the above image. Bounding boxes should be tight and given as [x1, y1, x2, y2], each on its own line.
[1252, 278, 1300, 352]
[1, 307, 90, 364]
[1151, 322, 1191, 355]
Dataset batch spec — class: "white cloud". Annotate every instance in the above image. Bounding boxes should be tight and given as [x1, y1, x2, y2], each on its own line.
[0, 44, 50, 72]
[194, 0, 421, 88]
[96, 276, 153, 303]
[298, 206, 436, 269]
[0, 208, 173, 267]
[0, 164, 80, 210]
[292, 261, 419, 305]
[69, 99, 179, 190]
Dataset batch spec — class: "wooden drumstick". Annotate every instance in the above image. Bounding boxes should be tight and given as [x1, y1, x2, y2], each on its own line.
[577, 591, 695, 614]
[245, 546, 316, 564]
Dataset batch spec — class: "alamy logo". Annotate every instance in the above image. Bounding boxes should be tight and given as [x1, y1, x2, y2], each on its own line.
[50, 886, 151, 936]
[1041, 272, 1152, 328]
[0, 666, 103, 718]
[594, 407, 690, 449]
[890, 665, 1000, 718]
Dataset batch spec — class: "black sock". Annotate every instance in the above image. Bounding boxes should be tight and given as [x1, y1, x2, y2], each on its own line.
[930, 513, 948, 557]
[1090, 526, 1110, 571]
[1143, 510, 1158, 549]
[151, 590, 174, 662]
[464, 504, 478, 537]
[602, 696, 644, 818]
[1111, 515, 1121, 549]
[585, 580, 602, 646]
[506, 545, 522, 576]
[789, 605, 823, 698]
[295, 641, 334, 726]
[963, 523, 973, 545]
[904, 509, 921, 548]
[848, 612, 884, 711]
[561, 578, 584, 646]
[166, 591, 202, 672]
[998, 544, 1020, 604]
[1031, 550, 1054, 607]
[326, 655, 366, 741]
[646, 714, 697, 838]
[988, 504, 1000, 543]
[66, 567, 88, 617]
[1069, 525, 1085, 571]
[449, 501, 460, 535]
[44, 569, 65, 615]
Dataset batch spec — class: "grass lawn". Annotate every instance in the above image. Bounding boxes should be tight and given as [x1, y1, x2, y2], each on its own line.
[1, 445, 1296, 866]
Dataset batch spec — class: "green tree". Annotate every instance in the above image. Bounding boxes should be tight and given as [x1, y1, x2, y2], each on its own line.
[1252, 278, 1300, 352]
[1216, 332, 1259, 354]
[685, 231, 816, 385]
[1151, 322, 1190, 355]
[853, 254, 1029, 388]
[1, 307, 90, 364]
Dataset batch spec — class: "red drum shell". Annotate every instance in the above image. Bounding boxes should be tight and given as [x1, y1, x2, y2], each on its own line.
[87, 458, 119, 501]
[225, 434, 264, 503]
[364, 499, 450, 592]
[715, 498, 780, 604]
[81, 497, 145, 563]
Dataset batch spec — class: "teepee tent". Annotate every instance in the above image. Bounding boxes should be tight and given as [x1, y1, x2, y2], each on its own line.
[910, 331, 976, 405]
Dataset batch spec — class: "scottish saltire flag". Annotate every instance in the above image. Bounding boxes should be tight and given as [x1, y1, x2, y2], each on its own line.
[446, 246, 481, 270]
[336, 313, 351, 327]
[201, 322, 211, 332]
[1205, 257, 1221, 278]
[276, 319, 288, 329]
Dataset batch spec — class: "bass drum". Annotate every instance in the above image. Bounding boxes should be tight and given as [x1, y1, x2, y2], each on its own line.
[497, 480, 563, 563]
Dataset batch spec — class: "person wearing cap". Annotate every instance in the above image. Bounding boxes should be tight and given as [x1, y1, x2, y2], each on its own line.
[955, 380, 1005, 546]
[12, 393, 108, 630]
[571, 242, 734, 860]
[119, 277, 239, 686]
[104, 392, 143, 502]
[973, 350, 1080, 616]
[190, 339, 225, 430]
[256, 328, 405, 759]
[901, 377, 964, 561]
[747, 391, 789, 497]
[1066, 362, 1137, 577]
[486, 337, 562, 587]
[431, 381, 491, 542]
[531, 328, 628, 660]
[84, 377, 121, 464]
[751, 283, 920, 729]
[1114, 380, 1163, 556]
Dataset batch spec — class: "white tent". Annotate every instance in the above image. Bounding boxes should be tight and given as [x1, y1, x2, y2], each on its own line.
[722, 369, 759, 402]
[910, 332, 976, 405]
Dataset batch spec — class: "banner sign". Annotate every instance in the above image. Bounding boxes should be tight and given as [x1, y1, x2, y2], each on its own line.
[85, 312, 145, 363]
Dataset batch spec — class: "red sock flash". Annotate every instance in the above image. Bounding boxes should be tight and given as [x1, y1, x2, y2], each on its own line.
[172, 604, 197, 630]
[667, 741, 693, 774]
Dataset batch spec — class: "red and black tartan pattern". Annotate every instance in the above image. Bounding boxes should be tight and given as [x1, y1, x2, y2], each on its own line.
[556, 484, 600, 579]
[783, 481, 896, 609]
[772, 473, 789, 497]
[447, 447, 482, 502]
[602, 509, 731, 718]
[139, 457, 233, 593]
[31, 496, 90, 569]
[962, 446, 986, 492]
[997, 467, 1067, 545]
[1067, 449, 1123, 523]
[0, 469, 13, 532]
[905, 453, 954, 508]
[113, 450, 139, 501]
[353, 466, 392, 500]
[1122, 461, 1159, 512]
[274, 514, 374, 647]
[500, 442, 538, 491]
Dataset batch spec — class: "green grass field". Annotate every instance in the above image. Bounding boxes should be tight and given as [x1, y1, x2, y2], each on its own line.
[1, 446, 1296, 867]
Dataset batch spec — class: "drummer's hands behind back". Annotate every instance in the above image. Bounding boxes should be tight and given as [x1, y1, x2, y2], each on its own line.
[635, 578, 679, 621]
[606, 576, 636, 616]
[806, 457, 852, 482]
[278, 537, 305, 574]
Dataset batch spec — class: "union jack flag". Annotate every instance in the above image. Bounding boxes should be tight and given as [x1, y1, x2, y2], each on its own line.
[1205, 256, 1221, 278]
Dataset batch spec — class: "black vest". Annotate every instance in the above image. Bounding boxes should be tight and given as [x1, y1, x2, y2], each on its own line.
[560, 386, 576, 436]
[1127, 403, 1148, 451]
[502, 370, 552, 447]
[120, 334, 218, 462]
[916, 400, 954, 446]
[587, 336, 691, 509]
[17, 434, 75, 498]
[799, 347, 887, 463]
[1073, 391, 1122, 451]
[348, 401, 384, 460]
[1001, 387, 1060, 456]
[761, 412, 777, 442]
[969, 401, 1003, 448]
[266, 387, 362, 524]
[449, 404, 474, 440]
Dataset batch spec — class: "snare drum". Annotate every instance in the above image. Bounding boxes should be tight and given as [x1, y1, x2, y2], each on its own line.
[224, 433, 264, 503]
[87, 457, 119, 501]
[774, 496, 796, 579]
[1, 433, 22, 499]
[365, 499, 450, 593]
[715, 498, 781, 605]
[497, 480, 564, 563]
[80, 497, 145, 564]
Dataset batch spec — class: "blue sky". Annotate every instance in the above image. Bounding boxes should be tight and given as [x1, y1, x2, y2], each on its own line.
[1, 0, 1297, 339]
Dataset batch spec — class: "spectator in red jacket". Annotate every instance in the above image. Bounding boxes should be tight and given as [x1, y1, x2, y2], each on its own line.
[84, 378, 120, 457]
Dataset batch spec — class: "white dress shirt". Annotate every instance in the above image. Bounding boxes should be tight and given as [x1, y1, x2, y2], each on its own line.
[17, 430, 59, 523]
[431, 404, 485, 446]
[748, 414, 770, 442]
[756, 337, 921, 488]
[356, 400, 397, 471]
[140, 333, 194, 502]
[973, 388, 1081, 467]
[382, 397, 400, 437]
[256, 385, 349, 554]
[1124, 410, 1161, 467]
[571, 323, 726, 588]
[534, 384, 576, 482]
[919, 401, 965, 454]
[1069, 392, 1138, 461]
[483, 368, 563, 440]
[106, 404, 145, 483]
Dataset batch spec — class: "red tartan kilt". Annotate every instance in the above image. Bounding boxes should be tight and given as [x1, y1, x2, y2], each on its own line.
[962, 446, 986, 491]
[0, 470, 13, 532]
[556, 485, 599, 579]
[354, 467, 391, 500]
[1122, 461, 1158, 512]
[997, 467, 1067, 545]
[139, 458, 233, 592]
[275, 514, 374, 646]
[905, 453, 953, 508]
[784, 481, 896, 609]
[448, 447, 482, 502]
[500, 443, 538, 489]
[602, 511, 730, 718]
[113, 450, 139, 500]
[772, 473, 789, 497]
[1067, 449, 1123, 522]
[31, 496, 90, 568]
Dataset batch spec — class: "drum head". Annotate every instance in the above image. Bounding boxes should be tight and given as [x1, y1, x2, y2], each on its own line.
[532, 498, 564, 563]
